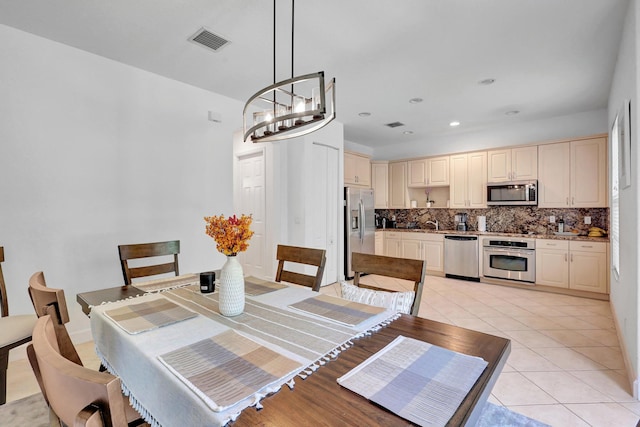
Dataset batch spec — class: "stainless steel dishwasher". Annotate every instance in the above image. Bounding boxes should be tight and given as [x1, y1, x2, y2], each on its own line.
[444, 235, 480, 281]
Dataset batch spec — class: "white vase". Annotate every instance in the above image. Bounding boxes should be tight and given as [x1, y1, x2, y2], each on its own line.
[219, 255, 245, 316]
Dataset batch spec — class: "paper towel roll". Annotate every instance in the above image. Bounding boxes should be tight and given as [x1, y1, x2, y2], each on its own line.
[411, 200, 417, 208]
[478, 216, 487, 232]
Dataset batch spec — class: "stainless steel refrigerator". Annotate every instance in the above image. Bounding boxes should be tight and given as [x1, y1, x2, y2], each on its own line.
[344, 187, 375, 278]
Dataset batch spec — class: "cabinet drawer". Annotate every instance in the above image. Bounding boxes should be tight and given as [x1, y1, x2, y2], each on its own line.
[401, 232, 443, 242]
[384, 232, 403, 239]
[536, 240, 569, 250]
[570, 241, 606, 253]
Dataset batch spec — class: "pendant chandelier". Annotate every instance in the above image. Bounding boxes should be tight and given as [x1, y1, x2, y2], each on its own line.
[243, 0, 336, 143]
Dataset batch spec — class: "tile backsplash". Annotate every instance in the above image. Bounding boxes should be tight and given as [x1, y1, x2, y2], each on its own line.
[376, 206, 609, 235]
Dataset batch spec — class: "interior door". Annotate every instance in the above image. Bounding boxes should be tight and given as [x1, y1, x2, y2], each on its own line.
[236, 150, 266, 278]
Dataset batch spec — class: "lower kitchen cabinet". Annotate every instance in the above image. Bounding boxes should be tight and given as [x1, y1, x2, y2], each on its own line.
[375, 231, 384, 255]
[385, 232, 443, 274]
[535, 239, 608, 293]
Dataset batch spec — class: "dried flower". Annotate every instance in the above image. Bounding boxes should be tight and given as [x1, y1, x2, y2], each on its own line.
[204, 214, 254, 256]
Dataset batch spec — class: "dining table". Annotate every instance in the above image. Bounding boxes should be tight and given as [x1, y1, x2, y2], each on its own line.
[80, 274, 511, 427]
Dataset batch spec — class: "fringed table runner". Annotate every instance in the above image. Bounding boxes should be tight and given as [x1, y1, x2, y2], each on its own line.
[162, 286, 395, 363]
[337, 335, 488, 427]
[243, 276, 287, 296]
[158, 330, 302, 412]
[133, 274, 200, 293]
[288, 294, 387, 327]
[104, 295, 198, 334]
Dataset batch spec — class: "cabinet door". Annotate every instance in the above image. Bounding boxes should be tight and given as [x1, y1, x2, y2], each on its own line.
[535, 249, 569, 288]
[408, 159, 428, 187]
[355, 155, 371, 187]
[401, 239, 422, 260]
[538, 142, 571, 208]
[487, 149, 511, 182]
[423, 240, 444, 273]
[570, 250, 607, 293]
[389, 162, 408, 208]
[375, 231, 384, 255]
[467, 151, 487, 208]
[449, 154, 468, 208]
[344, 153, 357, 185]
[372, 162, 388, 209]
[385, 237, 402, 258]
[571, 137, 607, 208]
[512, 146, 538, 180]
[427, 156, 449, 186]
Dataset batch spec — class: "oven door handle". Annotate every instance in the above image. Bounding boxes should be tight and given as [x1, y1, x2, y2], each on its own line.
[484, 247, 534, 254]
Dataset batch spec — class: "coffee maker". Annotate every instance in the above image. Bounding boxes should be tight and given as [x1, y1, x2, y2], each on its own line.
[456, 213, 469, 231]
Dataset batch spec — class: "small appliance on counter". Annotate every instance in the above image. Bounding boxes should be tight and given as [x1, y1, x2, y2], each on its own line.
[455, 213, 469, 231]
[477, 216, 487, 232]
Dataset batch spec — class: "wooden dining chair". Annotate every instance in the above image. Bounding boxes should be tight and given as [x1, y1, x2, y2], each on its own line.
[0, 246, 37, 405]
[347, 252, 426, 316]
[28, 271, 82, 366]
[275, 245, 327, 292]
[118, 240, 180, 286]
[27, 314, 149, 427]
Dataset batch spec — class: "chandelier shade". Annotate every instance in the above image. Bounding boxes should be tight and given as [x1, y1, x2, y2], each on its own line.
[243, 71, 335, 142]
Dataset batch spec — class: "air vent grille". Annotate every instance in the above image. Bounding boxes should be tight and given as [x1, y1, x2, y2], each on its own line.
[189, 28, 230, 52]
[385, 121, 405, 128]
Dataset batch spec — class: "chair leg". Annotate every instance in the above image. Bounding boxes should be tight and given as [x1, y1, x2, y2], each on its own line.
[0, 348, 9, 405]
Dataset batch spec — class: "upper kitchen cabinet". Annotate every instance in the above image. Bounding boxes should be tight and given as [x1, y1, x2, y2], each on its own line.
[389, 161, 409, 208]
[450, 151, 487, 209]
[487, 146, 537, 182]
[407, 156, 449, 187]
[371, 161, 389, 209]
[538, 136, 607, 208]
[344, 151, 371, 187]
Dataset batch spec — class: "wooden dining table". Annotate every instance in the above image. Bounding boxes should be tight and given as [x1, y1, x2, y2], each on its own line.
[79, 277, 510, 427]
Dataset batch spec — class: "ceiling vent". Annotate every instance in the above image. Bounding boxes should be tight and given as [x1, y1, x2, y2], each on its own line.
[385, 121, 405, 128]
[188, 28, 231, 52]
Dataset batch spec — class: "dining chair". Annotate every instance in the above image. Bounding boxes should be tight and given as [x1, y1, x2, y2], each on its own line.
[0, 246, 37, 405]
[345, 252, 426, 316]
[27, 314, 149, 427]
[275, 245, 327, 292]
[28, 271, 82, 365]
[118, 240, 180, 286]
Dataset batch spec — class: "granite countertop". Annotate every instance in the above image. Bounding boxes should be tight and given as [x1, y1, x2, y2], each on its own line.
[376, 228, 610, 242]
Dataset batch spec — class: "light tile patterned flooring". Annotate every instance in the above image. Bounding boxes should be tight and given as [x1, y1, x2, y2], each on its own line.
[7, 276, 640, 426]
[322, 276, 640, 427]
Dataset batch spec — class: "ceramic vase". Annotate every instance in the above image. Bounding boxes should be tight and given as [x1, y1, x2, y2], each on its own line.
[219, 255, 245, 316]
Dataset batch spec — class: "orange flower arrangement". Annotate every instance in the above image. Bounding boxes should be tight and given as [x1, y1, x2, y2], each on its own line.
[204, 214, 254, 256]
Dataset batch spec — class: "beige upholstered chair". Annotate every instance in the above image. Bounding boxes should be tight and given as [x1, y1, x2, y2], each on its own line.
[275, 245, 327, 292]
[346, 252, 426, 316]
[28, 314, 148, 427]
[0, 246, 37, 405]
[118, 240, 180, 286]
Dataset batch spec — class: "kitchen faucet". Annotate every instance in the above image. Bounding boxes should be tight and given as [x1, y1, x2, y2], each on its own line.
[426, 220, 439, 231]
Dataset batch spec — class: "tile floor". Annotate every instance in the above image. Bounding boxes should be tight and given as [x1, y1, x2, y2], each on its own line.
[6, 276, 640, 426]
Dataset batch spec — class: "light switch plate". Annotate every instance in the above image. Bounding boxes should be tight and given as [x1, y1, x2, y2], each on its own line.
[584, 216, 592, 224]
[549, 216, 555, 223]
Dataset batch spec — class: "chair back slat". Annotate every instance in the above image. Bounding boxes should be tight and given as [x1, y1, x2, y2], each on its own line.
[275, 245, 326, 292]
[351, 252, 426, 316]
[118, 240, 180, 286]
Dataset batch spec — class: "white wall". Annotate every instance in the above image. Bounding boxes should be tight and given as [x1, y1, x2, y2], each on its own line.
[607, 0, 640, 396]
[372, 109, 608, 160]
[0, 25, 242, 349]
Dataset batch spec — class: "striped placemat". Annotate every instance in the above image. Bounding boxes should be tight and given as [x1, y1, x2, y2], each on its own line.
[288, 294, 386, 326]
[337, 335, 488, 427]
[158, 330, 302, 412]
[133, 274, 200, 293]
[244, 276, 287, 296]
[104, 296, 198, 334]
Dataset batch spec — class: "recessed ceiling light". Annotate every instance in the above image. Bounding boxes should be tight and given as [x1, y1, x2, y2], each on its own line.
[478, 78, 496, 85]
[409, 98, 423, 104]
[449, 121, 461, 127]
[358, 112, 371, 117]
[505, 110, 520, 116]
[403, 130, 414, 135]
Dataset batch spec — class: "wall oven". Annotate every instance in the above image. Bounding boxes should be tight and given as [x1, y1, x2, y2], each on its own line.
[483, 237, 535, 283]
[487, 180, 537, 206]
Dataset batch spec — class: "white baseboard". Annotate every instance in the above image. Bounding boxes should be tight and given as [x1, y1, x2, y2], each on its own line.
[610, 300, 639, 400]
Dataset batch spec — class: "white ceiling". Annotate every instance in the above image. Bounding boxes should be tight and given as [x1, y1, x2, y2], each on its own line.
[0, 0, 629, 149]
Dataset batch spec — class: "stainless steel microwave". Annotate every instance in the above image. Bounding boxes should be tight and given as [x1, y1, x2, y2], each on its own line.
[487, 180, 537, 206]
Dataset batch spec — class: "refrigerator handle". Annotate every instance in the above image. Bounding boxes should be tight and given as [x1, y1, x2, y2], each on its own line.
[359, 200, 365, 243]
